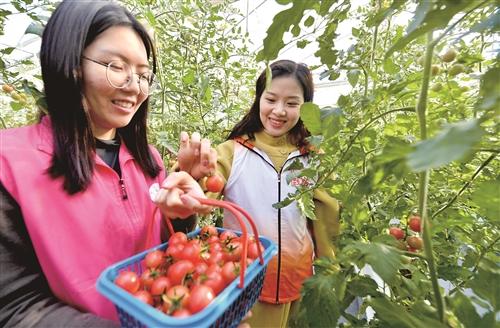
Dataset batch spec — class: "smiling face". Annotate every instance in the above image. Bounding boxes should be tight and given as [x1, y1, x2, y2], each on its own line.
[259, 76, 304, 137]
[81, 25, 150, 140]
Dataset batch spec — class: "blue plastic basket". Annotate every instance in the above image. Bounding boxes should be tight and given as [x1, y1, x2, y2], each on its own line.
[97, 228, 277, 328]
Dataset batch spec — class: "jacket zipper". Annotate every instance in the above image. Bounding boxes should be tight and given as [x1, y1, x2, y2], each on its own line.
[119, 178, 128, 200]
[236, 140, 307, 304]
[276, 171, 282, 303]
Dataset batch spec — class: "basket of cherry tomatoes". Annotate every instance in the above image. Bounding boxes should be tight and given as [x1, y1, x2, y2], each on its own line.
[97, 197, 277, 328]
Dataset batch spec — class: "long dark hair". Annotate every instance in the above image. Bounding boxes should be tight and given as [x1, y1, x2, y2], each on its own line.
[227, 60, 313, 148]
[40, 0, 160, 194]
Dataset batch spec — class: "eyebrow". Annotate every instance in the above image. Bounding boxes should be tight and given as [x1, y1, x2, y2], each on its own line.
[98, 50, 150, 69]
[264, 91, 302, 100]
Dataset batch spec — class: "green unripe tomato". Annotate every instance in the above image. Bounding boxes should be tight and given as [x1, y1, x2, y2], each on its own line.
[431, 83, 443, 92]
[449, 64, 465, 76]
[441, 48, 457, 63]
[431, 65, 440, 76]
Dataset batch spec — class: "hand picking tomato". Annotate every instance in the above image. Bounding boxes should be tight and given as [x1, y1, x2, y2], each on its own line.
[115, 270, 140, 294]
[206, 175, 224, 193]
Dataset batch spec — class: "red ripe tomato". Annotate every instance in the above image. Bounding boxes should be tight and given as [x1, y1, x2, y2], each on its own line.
[408, 215, 422, 232]
[145, 250, 164, 269]
[206, 175, 224, 193]
[389, 227, 405, 240]
[193, 262, 208, 279]
[407, 236, 423, 250]
[167, 260, 195, 285]
[165, 243, 184, 261]
[115, 270, 140, 294]
[221, 261, 240, 283]
[168, 232, 188, 245]
[140, 268, 159, 290]
[224, 240, 242, 262]
[133, 290, 154, 305]
[150, 276, 172, 296]
[178, 242, 203, 263]
[219, 230, 237, 244]
[200, 225, 218, 240]
[248, 239, 264, 259]
[200, 271, 226, 295]
[172, 308, 191, 318]
[205, 250, 225, 266]
[165, 285, 190, 308]
[188, 285, 215, 314]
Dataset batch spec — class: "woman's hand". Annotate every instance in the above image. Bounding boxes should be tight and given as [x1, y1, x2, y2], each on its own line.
[153, 172, 212, 218]
[177, 131, 217, 180]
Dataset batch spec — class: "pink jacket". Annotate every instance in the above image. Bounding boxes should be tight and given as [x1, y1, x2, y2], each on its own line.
[0, 116, 164, 321]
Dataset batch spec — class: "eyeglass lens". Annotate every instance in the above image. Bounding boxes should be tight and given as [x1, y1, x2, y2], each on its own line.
[106, 60, 156, 95]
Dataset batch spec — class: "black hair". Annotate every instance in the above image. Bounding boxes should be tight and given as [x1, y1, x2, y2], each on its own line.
[40, 0, 160, 194]
[227, 60, 313, 148]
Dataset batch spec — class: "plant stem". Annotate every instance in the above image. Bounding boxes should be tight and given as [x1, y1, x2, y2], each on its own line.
[417, 31, 446, 323]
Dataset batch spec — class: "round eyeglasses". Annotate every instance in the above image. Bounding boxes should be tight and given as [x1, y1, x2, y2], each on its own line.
[82, 56, 157, 95]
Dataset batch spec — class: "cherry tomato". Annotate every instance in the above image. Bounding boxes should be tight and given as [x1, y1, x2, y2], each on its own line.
[167, 260, 195, 285]
[221, 261, 240, 283]
[206, 175, 224, 193]
[224, 240, 242, 262]
[408, 215, 421, 232]
[178, 242, 203, 263]
[219, 230, 237, 244]
[133, 290, 154, 305]
[248, 239, 264, 259]
[200, 271, 226, 295]
[200, 225, 218, 240]
[165, 285, 190, 308]
[140, 268, 159, 290]
[168, 232, 188, 245]
[407, 236, 423, 250]
[172, 308, 191, 318]
[389, 227, 405, 240]
[145, 250, 164, 269]
[188, 285, 215, 314]
[115, 270, 140, 294]
[150, 276, 172, 296]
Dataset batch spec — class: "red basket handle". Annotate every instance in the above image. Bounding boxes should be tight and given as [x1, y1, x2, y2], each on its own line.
[145, 194, 263, 288]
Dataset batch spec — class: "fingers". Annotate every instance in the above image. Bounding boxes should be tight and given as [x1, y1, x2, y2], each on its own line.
[200, 139, 217, 175]
[190, 132, 201, 157]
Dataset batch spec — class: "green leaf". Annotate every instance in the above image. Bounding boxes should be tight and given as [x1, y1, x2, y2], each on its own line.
[385, 0, 473, 59]
[447, 291, 483, 328]
[346, 242, 405, 284]
[369, 297, 448, 328]
[300, 273, 342, 327]
[347, 275, 380, 297]
[296, 39, 309, 49]
[257, 1, 315, 61]
[347, 69, 360, 88]
[467, 259, 499, 311]
[366, 0, 405, 27]
[182, 70, 195, 84]
[300, 102, 321, 135]
[476, 67, 500, 112]
[407, 120, 484, 172]
[297, 191, 316, 220]
[383, 58, 399, 74]
[470, 179, 500, 223]
[304, 15, 315, 27]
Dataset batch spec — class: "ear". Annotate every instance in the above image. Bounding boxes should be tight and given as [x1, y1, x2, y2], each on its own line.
[73, 68, 82, 80]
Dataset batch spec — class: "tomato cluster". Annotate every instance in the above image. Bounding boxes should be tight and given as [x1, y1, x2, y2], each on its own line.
[388, 214, 423, 252]
[114, 226, 264, 318]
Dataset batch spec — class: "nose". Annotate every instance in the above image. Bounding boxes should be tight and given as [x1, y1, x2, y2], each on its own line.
[123, 73, 142, 95]
[273, 102, 286, 116]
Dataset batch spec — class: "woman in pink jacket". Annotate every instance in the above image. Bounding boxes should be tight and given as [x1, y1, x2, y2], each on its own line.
[0, 0, 215, 326]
